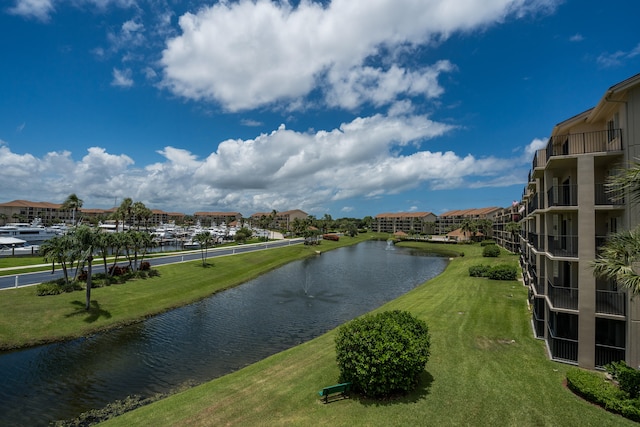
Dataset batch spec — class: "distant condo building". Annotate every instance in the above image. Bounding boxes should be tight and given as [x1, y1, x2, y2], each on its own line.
[373, 212, 437, 234]
[193, 212, 242, 227]
[435, 207, 502, 235]
[519, 73, 640, 369]
[249, 210, 308, 231]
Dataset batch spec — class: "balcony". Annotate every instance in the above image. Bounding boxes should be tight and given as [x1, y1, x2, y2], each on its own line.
[532, 275, 544, 296]
[594, 183, 625, 205]
[527, 232, 539, 250]
[546, 129, 623, 159]
[596, 290, 626, 316]
[595, 344, 625, 368]
[547, 235, 578, 257]
[548, 331, 578, 363]
[547, 184, 577, 207]
[532, 300, 545, 338]
[548, 280, 578, 310]
[527, 198, 538, 215]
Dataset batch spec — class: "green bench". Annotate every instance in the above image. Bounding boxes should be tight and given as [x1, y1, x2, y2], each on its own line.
[318, 382, 352, 403]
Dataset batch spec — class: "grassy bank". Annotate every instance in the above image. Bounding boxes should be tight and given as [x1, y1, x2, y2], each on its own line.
[0, 234, 379, 350]
[100, 242, 632, 427]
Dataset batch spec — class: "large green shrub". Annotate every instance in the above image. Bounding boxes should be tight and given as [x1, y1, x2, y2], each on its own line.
[468, 264, 517, 280]
[487, 264, 518, 280]
[566, 367, 640, 422]
[334, 310, 431, 398]
[607, 361, 640, 398]
[468, 264, 491, 277]
[482, 244, 500, 257]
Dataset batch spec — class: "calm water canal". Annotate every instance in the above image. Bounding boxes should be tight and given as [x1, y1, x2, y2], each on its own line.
[0, 241, 448, 426]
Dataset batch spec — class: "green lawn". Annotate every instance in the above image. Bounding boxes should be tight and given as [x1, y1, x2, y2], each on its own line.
[98, 242, 633, 427]
[0, 235, 377, 350]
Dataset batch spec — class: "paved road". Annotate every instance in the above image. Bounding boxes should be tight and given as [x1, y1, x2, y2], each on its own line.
[0, 239, 304, 290]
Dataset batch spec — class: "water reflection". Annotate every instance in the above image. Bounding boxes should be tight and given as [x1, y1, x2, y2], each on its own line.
[0, 241, 447, 426]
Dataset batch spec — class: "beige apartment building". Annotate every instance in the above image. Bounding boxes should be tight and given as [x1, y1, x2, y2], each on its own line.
[193, 212, 242, 227]
[435, 207, 502, 235]
[0, 199, 185, 227]
[520, 73, 640, 369]
[492, 203, 522, 253]
[249, 209, 308, 231]
[373, 212, 436, 234]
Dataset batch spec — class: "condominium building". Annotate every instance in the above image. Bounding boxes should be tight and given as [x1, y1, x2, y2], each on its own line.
[373, 212, 436, 234]
[193, 212, 243, 227]
[520, 73, 640, 369]
[0, 199, 186, 227]
[492, 203, 522, 253]
[435, 207, 502, 235]
[249, 210, 308, 231]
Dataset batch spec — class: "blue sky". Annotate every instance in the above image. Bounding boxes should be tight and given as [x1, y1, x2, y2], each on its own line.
[1, 0, 639, 218]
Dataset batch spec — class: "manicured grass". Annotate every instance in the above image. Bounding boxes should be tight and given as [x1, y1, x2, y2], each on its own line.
[100, 242, 634, 427]
[0, 234, 378, 350]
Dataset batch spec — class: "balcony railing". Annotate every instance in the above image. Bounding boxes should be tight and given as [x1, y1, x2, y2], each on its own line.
[527, 194, 538, 214]
[548, 331, 578, 363]
[547, 184, 577, 207]
[527, 232, 539, 250]
[533, 318, 545, 339]
[595, 344, 625, 368]
[548, 280, 578, 310]
[594, 182, 625, 205]
[547, 235, 578, 257]
[596, 290, 626, 316]
[546, 129, 623, 159]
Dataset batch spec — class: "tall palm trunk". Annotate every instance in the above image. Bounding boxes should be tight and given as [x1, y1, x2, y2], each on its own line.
[85, 255, 93, 311]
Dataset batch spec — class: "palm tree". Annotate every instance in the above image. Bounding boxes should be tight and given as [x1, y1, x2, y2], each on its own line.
[131, 201, 152, 230]
[593, 161, 640, 294]
[118, 197, 133, 229]
[194, 231, 214, 266]
[460, 219, 474, 241]
[94, 232, 113, 281]
[74, 226, 99, 310]
[592, 228, 640, 294]
[40, 234, 74, 284]
[606, 159, 640, 204]
[61, 193, 83, 226]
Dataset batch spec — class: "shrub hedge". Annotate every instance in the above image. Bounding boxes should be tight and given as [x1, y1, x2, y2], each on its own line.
[566, 367, 640, 422]
[468, 264, 518, 280]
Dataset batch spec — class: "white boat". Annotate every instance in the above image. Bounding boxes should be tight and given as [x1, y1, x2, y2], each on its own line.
[0, 218, 60, 243]
[0, 237, 40, 256]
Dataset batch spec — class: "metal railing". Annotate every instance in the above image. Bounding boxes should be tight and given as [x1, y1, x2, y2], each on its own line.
[547, 235, 578, 257]
[532, 301, 545, 338]
[547, 184, 577, 207]
[595, 344, 625, 368]
[594, 182, 625, 205]
[596, 290, 626, 316]
[546, 129, 622, 159]
[527, 195, 538, 214]
[548, 280, 578, 310]
[549, 332, 578, 363]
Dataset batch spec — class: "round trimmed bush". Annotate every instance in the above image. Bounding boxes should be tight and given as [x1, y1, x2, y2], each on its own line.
[335, 310, 431, 398]
[482, 244, 500, 257]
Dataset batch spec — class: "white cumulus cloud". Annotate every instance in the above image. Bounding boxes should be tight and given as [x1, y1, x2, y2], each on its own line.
[160, 0, 557, 111]
[0, 113, 533, 214]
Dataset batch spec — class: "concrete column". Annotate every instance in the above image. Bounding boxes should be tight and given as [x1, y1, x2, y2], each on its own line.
[577, 155, 596, 368]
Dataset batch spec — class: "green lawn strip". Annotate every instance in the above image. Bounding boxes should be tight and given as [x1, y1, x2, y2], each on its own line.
[0, 234, 379, 350]
[100, 242, 633, 427]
